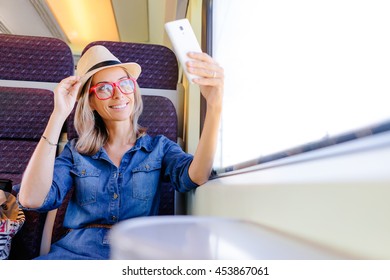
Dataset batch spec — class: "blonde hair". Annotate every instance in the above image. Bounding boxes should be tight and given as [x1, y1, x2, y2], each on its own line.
[74, 68, 144, 155]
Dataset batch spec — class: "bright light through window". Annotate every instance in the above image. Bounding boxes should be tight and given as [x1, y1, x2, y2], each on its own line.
[213, 0, 390, 168]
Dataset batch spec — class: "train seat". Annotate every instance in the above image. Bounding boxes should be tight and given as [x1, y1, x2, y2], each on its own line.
[0, 34, 74, 83]
[0, 88, 54, 184]
[2, 35, 180, 259]
[0, 87, 54, 259]
[0, 33, 74, 259]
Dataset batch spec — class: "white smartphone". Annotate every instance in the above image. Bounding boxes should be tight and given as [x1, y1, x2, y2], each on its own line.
[165, 18, 202, 83]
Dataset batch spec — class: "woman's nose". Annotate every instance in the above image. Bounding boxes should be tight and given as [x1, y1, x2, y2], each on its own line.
[111, 86, 124, 99]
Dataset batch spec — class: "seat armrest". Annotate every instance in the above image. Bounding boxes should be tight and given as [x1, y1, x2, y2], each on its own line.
[39, 209, 58, 256]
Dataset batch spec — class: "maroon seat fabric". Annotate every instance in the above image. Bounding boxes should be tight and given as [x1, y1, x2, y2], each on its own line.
[0, 34, 74, 82]
[0, 34, 74, 259]
[0, 87, 54, 259]
[0, 87, 54, 183]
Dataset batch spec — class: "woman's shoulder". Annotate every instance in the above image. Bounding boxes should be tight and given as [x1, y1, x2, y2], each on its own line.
[60, 138, 87, 158]
[63, 138, 78, 150]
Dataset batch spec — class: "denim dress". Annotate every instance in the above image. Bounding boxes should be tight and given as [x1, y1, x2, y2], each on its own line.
[26, 134, 198, 259]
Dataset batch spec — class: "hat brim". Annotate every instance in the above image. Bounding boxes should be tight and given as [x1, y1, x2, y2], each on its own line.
[77, 62, 141, 100]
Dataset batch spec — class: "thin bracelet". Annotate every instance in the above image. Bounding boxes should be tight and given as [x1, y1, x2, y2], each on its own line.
[41, 135, 58, 146]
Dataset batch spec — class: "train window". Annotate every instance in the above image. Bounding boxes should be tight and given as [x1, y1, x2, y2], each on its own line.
[211, 0, 390, 171]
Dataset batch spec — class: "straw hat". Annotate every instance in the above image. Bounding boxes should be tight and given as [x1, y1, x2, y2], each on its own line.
[76, 45, 141, 99]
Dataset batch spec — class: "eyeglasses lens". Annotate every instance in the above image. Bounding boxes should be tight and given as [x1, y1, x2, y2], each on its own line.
[118, 79, 135, 94]
[96, 84, 112, 99]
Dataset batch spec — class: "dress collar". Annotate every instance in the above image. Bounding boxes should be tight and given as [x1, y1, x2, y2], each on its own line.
[90, 134, 154, 160]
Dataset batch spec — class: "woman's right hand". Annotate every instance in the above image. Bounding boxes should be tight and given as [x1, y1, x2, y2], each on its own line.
[53, 76, 81, 119]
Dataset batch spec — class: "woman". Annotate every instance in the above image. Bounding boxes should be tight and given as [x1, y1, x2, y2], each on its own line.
[18, 45, 223, 259]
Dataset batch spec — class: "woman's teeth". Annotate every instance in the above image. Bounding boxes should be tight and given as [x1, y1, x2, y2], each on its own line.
[110, 104, 126, 109]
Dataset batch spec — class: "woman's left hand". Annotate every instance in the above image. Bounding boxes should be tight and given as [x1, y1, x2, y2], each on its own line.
[186, 52, 224, 110]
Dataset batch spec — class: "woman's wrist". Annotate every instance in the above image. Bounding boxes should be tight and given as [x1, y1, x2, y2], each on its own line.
[50, 109, 69, 124]
[206, 103, 222, 119]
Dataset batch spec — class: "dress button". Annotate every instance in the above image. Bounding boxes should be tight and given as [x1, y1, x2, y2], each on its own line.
[113, 193, 118, 200]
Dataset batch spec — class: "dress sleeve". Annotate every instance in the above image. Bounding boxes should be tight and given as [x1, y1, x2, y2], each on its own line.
[161, 137, 199, 192]
[18, 141, 75, 212]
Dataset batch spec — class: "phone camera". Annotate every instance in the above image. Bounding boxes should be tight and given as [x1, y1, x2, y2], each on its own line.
[179, 26, 184, 31]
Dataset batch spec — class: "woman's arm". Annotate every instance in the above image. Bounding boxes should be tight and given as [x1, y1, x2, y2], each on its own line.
[186, 52, 224, 185]
[19, 76, 81, 208]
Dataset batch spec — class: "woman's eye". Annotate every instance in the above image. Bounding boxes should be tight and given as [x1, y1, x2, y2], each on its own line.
[97, 84, 111, 92]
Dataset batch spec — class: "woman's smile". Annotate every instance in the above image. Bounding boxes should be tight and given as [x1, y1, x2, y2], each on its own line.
[109, 102, 129, 110]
